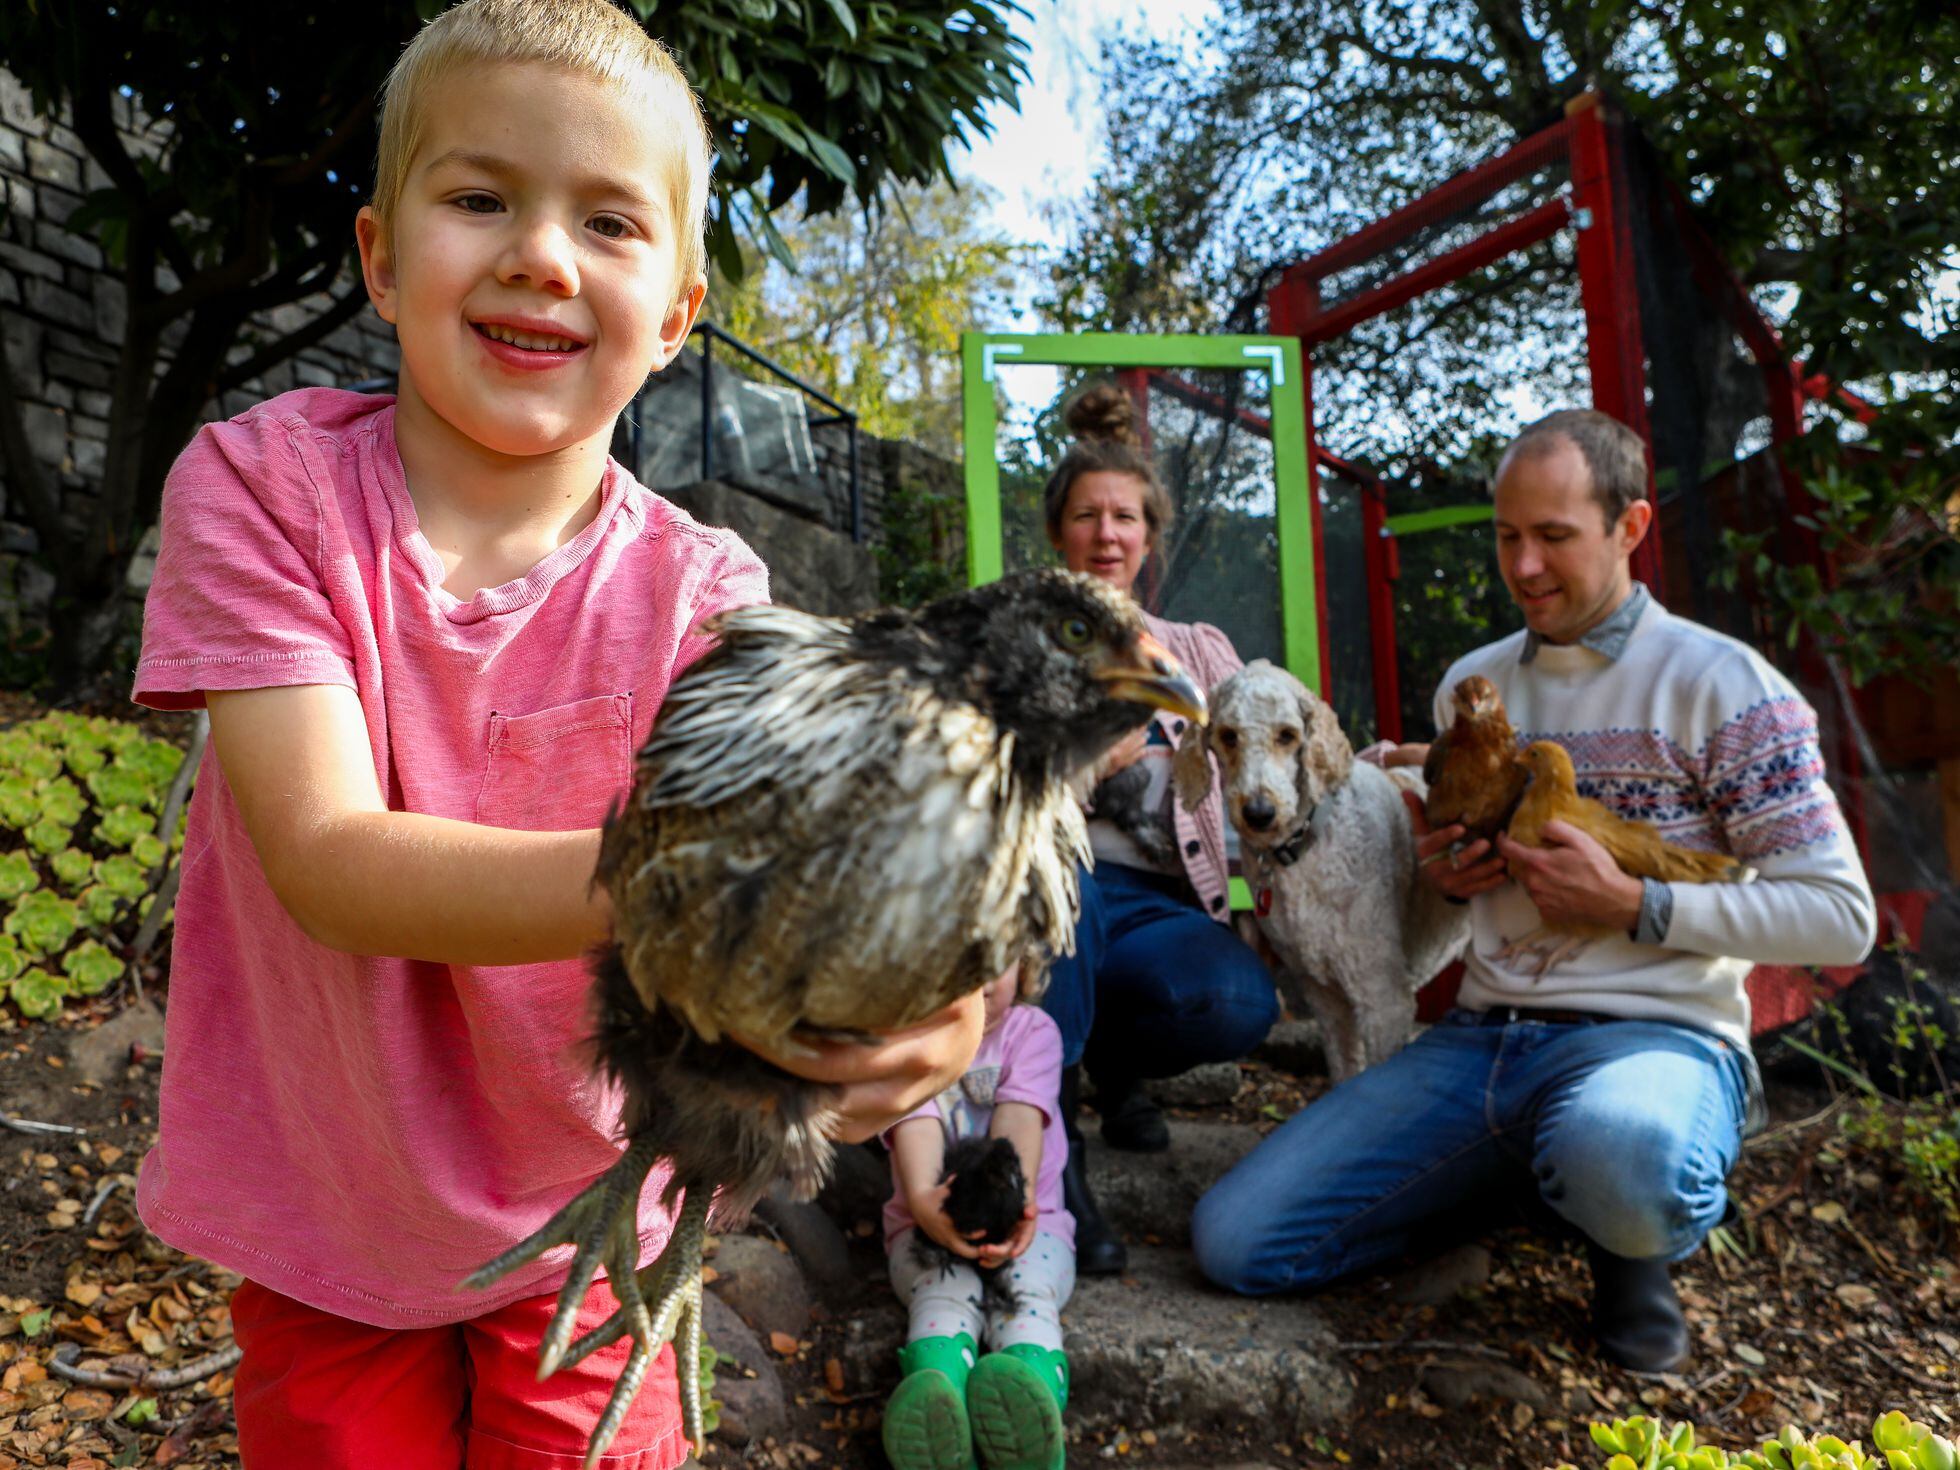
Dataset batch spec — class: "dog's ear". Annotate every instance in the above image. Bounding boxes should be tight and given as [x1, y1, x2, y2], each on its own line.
[1172, 714, 1215, 812]
[1296, 680, 1353, 795]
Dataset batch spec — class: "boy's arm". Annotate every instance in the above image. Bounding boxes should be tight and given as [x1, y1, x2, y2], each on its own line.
[209, 683, 609, 965]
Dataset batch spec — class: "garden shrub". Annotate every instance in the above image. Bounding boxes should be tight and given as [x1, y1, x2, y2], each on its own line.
[0, 712, 189, 1022]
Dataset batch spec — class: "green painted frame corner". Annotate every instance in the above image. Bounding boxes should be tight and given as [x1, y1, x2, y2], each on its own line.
[959, 331, 1319, 694]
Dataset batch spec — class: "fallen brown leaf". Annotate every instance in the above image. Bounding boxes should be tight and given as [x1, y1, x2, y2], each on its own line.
[769, 1331, 798, 1357]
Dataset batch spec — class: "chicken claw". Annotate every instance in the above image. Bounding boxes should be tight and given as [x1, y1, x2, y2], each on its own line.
[465, 1139, 716, 1466]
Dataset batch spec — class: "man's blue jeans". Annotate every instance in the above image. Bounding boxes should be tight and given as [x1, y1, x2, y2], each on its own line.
[1041, 862, 1278, 1077]
[1192, 1008, 1750, 1292]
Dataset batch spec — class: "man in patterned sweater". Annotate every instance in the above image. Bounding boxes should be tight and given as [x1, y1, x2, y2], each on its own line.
[1192, 410, 1876, 1371]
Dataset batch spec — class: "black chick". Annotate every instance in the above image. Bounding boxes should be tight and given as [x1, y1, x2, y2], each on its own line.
[940, 1135, 1029, 1248]
[909, 1137, 1032, 1313]
[466, 570, 1206, 1466]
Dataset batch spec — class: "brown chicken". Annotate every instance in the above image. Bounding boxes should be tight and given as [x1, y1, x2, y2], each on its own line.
[1499, 740, 1753, 974]
[1423, 675, 1527, 844]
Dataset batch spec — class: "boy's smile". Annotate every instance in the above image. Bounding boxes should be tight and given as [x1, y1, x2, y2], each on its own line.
[357, 62, 701, 465]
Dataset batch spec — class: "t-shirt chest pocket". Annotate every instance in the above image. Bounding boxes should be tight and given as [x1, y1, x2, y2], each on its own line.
[474, 692, 634, 831]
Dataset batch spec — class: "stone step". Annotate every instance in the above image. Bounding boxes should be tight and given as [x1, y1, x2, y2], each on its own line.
[1083, 1119, 1263, 1247]
[833, 1246, 1352, 1441]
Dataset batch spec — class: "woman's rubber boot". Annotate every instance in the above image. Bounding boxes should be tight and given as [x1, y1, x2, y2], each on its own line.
[1060, 1066, 1127, 1275]
[883, 1333, 978, 1470]
[966, 1348, 1067, 1470]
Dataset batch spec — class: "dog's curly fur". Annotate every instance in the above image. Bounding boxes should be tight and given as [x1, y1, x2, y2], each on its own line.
[1175, 660, 1469, 1080]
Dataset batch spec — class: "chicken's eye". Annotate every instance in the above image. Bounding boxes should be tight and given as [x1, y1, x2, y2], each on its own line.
[1219, 728, 1239, 750]
[1056, 617, 1092, 648]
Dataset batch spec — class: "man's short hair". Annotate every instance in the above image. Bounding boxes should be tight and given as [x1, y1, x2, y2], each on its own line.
[372, 0, 714, 299]
[1500, 409, 1649, 527]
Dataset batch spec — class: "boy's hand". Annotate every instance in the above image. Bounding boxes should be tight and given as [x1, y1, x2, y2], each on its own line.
[734, 989, 986, 1144]
[911, 1181, 985, 1260]
[973, 1202, 1037, 1269]
[1496, 822, 1644, 932]
[1404, 789, 1506, 900]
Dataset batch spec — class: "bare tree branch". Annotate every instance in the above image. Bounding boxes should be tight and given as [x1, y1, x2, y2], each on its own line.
[216, 286, 371, 395]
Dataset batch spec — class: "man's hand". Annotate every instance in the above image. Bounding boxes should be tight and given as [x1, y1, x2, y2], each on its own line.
[1496, 821, 1644, 933]
[1403, 789, 1506, 900]
[737, 988, 986, 1144]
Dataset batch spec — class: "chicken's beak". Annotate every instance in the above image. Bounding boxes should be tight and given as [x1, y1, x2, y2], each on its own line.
[1097, 631, 1208, 725]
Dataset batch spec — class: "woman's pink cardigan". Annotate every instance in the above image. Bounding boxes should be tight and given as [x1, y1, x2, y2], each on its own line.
[1138, 611, 1243, 922]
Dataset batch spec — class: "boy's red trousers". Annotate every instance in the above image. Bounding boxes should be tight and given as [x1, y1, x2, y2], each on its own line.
[230, 1277, 686, 1468]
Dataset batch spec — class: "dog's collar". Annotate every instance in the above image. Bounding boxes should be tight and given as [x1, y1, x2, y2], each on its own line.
[1269, 816, 1315, 867]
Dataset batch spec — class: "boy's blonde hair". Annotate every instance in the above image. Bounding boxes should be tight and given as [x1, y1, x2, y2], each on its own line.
[372, 0, 714, 296]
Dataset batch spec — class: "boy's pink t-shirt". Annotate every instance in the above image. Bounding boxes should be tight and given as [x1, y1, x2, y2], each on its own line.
[132, 388, 769, 1328]
[881, 1005, 1074, 1253]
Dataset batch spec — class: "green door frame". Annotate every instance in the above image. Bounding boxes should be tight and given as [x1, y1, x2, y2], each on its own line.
[959, 331, 1321, 693]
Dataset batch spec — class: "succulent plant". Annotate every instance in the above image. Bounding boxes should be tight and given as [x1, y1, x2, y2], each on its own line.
[95, 805, 153, 850]
[129, 832, 168, 871]
[8, 969, 62, 1019]
[75, 884, 121, 927]
[1574, 1420, 1959, 1470]
[6, 891, 80, 956]
[23, 818, 71, 857]
[86, 764, 154, 812]
[61, 939, 124, 996]
[49, 847, 93, 891]
[0, 850, 39, 902]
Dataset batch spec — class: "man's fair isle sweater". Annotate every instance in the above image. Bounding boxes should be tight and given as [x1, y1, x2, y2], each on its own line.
[1433, 594, 1876, 1051]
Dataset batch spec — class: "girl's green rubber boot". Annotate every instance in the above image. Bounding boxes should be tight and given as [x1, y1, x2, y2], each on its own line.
[883, 1333, 978, 1470]
[965, 1346, 1068, 1470]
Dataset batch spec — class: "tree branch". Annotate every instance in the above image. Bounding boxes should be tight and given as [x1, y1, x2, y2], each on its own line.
[0, 355, 74, 566]
[215, 285, 372, 395]
[63, 71, 195, 285]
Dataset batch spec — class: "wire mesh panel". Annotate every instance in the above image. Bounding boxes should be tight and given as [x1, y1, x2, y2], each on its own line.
[1315, 466, 1379, 746]
[975, 342, 1312, 683]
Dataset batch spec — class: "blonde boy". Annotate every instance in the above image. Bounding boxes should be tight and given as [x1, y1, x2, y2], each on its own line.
[132, 3, 981, 1464]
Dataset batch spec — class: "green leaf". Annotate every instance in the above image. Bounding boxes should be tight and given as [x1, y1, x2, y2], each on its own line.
[87, 765, 154, 812]
[130, 832, 168, 871]
[95, 853, 152, 901]
[26, 818, 72, 856]
[50, 847, 93, 891]
[19, 1307, 51, 1336]
[9, 971, 62, 1019]
[63, 939, 125, 996]
[76, 885, 121, 927]
[817, 0, 859, 39]
[19, 747, 61, 784]
[97, 805, 152, 850]
[123, 1396, 159, 1426]
[0, 850, 39, 901]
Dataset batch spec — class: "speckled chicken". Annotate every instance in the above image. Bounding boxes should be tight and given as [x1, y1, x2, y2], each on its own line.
[465, 570, 1205, 1466]
[1423, 675, 1528, 845]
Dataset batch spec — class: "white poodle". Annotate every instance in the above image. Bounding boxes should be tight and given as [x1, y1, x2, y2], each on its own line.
[1174, 660, 1468, 1081]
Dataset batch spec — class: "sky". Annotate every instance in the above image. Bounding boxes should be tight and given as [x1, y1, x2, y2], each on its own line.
[947, 0, 1217, 416]
[952, 0, 1216, 262]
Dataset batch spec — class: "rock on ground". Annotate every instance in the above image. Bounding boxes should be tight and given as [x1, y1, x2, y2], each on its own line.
[701, 1291, 789, 1445]
[1086, 1120, 1261, 1248]
[708, 1232, 812, 1341]
[1146, 1061, 1246, 1108]
[1250, 1016, 1327, 1076]
[835, 1246, 1352, 1443]
[67, 998, 165, 1087]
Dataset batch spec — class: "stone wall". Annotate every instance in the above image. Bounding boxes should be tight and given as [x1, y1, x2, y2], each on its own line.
[0, 65, 969, 652]
[0, 68, 402, 651]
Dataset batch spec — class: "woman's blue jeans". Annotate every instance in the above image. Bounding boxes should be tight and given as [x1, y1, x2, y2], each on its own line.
[1192, 1008, 1750, 1289]
[1040, 861, 1279, 1078]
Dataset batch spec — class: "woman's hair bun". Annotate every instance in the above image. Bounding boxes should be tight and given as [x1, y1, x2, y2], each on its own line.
[1064, 383, 1139, 446]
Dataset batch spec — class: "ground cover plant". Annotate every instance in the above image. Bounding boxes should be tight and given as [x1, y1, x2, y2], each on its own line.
[0, 711, 188, 1030]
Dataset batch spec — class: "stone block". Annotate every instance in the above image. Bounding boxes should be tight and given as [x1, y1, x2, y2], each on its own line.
[33, 219, 99, 270]
[4, 174, 32, 219]
[24, 276, 93, 332]
[0, 238, 64, 283]
[20, 400, 66, 467]
[836, 1246, 1352, 1440]
[3, 313, 41, 377]
[1251, 1016, 1328, 1076]
[0, 272, 17, 306]
[91, 275, 125, 341]
[45, 350, 115, 391]
[0, 123, 23, 170]
[25, 137, 80, 192]
[660, 479, 878, 617]
[69, 999, 166, 1087]
[1083, 1120, 1260, 1248]
[0, 73, 47, 137]
[71, 431, 104, 479]
[1148, 1061, 1246, 1108]
[76, 389, 111, 419]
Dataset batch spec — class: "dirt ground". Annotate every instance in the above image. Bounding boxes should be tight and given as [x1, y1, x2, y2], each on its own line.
[4, 1010, 1955, 1470]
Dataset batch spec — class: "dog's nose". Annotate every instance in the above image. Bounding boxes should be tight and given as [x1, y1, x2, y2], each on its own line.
[1242, 796, 1276, 831]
